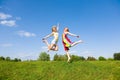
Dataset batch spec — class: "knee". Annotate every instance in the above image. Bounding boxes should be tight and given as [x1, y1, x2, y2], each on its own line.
[55, 48, 58, 51]
[48, 45, 52, 49]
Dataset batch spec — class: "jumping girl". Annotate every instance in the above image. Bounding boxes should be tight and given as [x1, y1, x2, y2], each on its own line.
[42, 24, 59, 52]
[62, 27, 83, 62]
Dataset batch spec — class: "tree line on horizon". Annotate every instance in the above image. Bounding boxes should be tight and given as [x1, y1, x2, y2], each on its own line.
[37, 52, 120, 61]
[0, 56, 21, 62]
[0, 52, 120, 62]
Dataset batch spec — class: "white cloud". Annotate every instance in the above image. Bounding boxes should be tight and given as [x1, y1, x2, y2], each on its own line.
[0, 12, 12, 20]
[0, 20, 16, 27]
[17, 31, 36, 37]
[16, 17, 21, 20]
[0, 43, 13, 47]
[0, 12, 20, 27]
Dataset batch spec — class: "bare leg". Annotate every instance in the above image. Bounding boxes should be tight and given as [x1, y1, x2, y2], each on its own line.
[54, 45, 58, 51]
[49, 44, 55, 51]
[71, 40, 83, 47]
[66, 50, 71, 62]
[49, 44, 58, 51]
[49, 44, 54, 49]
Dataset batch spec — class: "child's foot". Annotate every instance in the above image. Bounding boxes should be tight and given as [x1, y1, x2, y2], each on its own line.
[78, 40, 83, 43]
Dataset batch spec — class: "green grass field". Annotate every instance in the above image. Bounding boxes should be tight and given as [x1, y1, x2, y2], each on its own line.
[0, 61, 120, 80]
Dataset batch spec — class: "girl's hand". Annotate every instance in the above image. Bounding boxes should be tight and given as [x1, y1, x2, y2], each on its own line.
[42, 38, 45, 40]
[77, 36, 79, 38]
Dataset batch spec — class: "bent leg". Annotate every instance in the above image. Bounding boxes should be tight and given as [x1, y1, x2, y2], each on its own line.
[49, 44, 58, 51]
[49, 44, 54, 50]
[54, 45, 58, 51]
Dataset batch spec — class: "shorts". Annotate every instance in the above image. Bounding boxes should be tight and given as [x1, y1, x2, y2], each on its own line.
[51, 39, 58, 45]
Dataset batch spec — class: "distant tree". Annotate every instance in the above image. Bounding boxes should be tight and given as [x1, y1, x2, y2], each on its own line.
[58, 55, 67, 61]
[38, 52, 50, 61]
[71, 55, 85, 61]
[14, 58, 18, 62]
[87, 56, 97, 61]
[80, 56, 86, 61]
[53, 54, 59, 61]
[98, 56, 106, 61]
[18, 59, 21, 62]
[71, 55, 79, 61]
[114, 53, 120, 60]
[107, 58, 114, 61]
[0, 56, 5, 61]
[53, 54, 85, 61]
[53, 54, 67, 61]
[6, 57, 11, 61]
[13, 58, 21, 62]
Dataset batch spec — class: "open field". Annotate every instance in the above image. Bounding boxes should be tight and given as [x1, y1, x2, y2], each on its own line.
[0, 61, 120, 80]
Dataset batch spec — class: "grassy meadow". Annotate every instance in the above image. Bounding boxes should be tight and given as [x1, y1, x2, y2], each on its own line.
[0, 61, 120, 80]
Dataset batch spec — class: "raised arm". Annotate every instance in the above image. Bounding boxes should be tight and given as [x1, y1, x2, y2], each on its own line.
[43, 33, 53, 39]
[57, 23, 60, 31]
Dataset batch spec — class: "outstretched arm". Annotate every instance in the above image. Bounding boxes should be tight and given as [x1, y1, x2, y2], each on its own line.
[43, 33, 53, 39]
[67, 32, 79, 38]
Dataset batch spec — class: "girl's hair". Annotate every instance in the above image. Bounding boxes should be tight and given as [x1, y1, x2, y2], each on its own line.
[64, 27, 69, 32]
[52, 26, 57, 32]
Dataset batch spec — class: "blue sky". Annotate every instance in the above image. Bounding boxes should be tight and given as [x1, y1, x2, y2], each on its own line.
[0, 0, 120, 60]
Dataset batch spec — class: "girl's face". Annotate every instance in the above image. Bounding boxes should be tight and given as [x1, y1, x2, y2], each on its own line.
[52, 27, 57, 32]
[64, 28, 69, 32]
